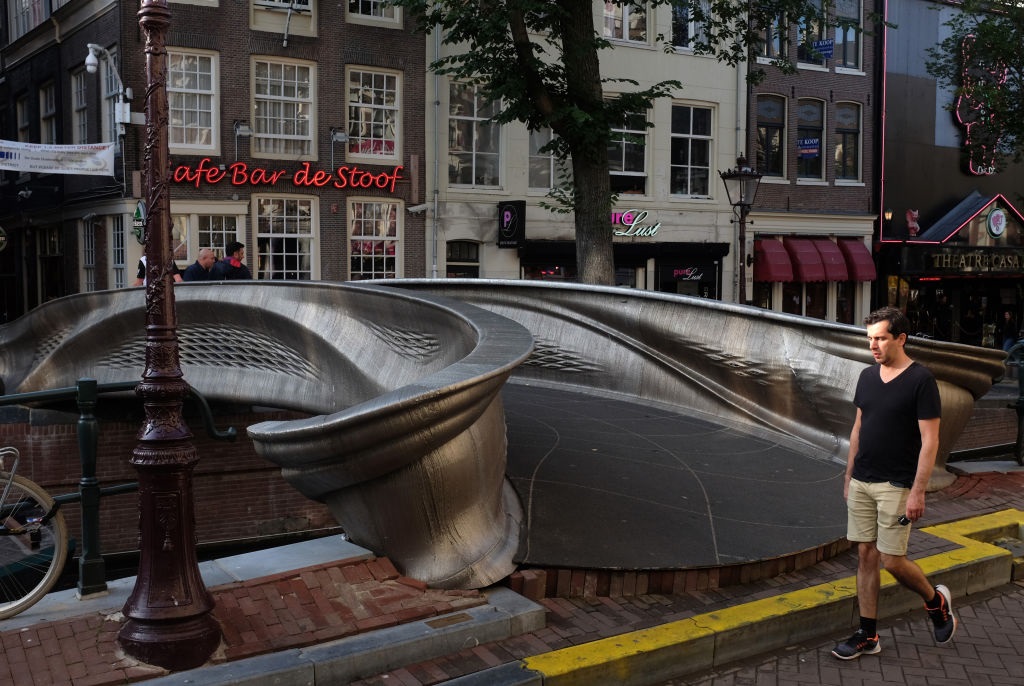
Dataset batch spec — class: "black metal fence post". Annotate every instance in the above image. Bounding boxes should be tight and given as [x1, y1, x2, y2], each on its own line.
[76, 378, 107, 596]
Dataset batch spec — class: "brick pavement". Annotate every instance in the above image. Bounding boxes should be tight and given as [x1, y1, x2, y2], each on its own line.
[0, 556, 484, 686]
[349, 470, 1024, 685]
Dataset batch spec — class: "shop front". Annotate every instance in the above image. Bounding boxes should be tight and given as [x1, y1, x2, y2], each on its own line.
[883, 193, 1024, 345]
[751, 235, 876, 324]
[518, 240, 729, 296]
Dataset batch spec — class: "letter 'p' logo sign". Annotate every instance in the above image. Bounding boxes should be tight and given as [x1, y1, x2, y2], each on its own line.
[497, 201, 525, 249]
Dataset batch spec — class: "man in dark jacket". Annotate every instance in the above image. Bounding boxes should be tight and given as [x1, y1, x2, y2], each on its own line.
[211, 241, 253, 280]
[182, 248, 217, 281]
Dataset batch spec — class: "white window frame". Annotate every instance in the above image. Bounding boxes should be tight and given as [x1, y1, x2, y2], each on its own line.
[346, 0, 400, 27]
[39, 82, 57, 145]
[798, 0, 827, 68]
[796, 98, 826, 182]
[110, 215, 128, 290]
[81, 218, 97, 292]
[834, 0, 863, 73]
[252, 57, 316, 160]
[346, 67, 401, 161]
[169, 200, 248, 263]
[669, 103, 713, 197]
[448, 83, 502, 189]
[101, 49, 121, 147]
[253, 195, 318, 280]
[529, 128, 557, 191]
[603, 2, 647, 44]
[608, 109, 648, 195]
[73, 70, 89, 144]
[168, 48, 219, 155]
[16, 96, 30, 143]
[671, 0, 711, 51]
[348, 198, 402, 280]
[834, 101, 863, 184]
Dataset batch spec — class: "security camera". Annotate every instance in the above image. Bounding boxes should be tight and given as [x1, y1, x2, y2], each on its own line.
[17, 189, 32, 200]
[407, 204, 428, 214]
[82, 213, 97, 222]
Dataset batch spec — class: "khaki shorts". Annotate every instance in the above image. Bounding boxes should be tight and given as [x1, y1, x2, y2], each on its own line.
[846, 478, 912, 556]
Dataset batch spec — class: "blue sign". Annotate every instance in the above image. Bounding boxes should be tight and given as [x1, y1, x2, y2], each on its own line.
[798, 137, 820, 158]
[813, 39, 834, 60]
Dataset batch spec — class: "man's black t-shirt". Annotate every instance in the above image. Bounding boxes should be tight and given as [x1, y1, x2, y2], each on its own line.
[852, 361, 941, 486]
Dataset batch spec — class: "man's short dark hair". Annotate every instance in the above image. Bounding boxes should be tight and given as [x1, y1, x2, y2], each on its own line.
[864, 306, 911, 339]
[225, 241, 244, 257]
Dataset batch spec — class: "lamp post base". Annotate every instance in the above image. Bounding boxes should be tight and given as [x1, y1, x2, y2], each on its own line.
[118, 614, 222, 671]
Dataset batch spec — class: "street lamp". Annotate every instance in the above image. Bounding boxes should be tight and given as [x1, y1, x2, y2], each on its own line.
[115, 0, 221, 671]
[719, 155, 763, 304]
[84, 44, 131, 137]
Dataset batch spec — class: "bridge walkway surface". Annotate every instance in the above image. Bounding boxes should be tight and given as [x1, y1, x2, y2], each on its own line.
[2, 382, 1024, 685]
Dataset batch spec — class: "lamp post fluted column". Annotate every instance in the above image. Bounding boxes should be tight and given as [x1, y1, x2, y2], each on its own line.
[117, 0, 221, 670]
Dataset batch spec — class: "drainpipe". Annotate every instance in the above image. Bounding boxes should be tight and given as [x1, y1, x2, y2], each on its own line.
[431, 27, 441, 279]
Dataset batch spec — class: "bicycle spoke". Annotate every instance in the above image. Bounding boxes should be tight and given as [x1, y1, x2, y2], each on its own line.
[0, 474, 68, 619]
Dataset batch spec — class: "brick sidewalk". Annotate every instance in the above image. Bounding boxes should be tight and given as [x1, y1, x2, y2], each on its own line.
[0, 557, 484, 686]
[3, 474, 1022, 686]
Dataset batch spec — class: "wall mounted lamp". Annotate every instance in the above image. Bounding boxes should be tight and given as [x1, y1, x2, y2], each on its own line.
[330, 127, 348, 167]
[234, 120, 253, 161]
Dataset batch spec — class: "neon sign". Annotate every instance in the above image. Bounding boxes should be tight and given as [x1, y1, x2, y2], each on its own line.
[955, 35, 1008, 176]
[612, 209, 660, 237]
[172, 158, 404, 192]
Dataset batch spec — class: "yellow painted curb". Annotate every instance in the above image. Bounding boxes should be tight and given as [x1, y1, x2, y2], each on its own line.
[523, 509, 1021, 683]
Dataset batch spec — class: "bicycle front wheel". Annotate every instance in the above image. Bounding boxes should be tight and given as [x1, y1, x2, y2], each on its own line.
[0, 473, 69, 619]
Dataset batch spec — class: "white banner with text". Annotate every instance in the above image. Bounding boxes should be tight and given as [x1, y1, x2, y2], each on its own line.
[0, 140, 115, 176]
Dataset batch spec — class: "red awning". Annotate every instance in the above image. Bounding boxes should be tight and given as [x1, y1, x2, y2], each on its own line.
[753, 239, 794, 282]
[783, 238, 827, 282]
[813, 239, 849, 281]
[837, 239, 877, 281]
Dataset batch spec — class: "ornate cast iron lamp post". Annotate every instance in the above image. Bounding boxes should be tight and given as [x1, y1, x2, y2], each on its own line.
[719, 155, 763, 305]
[117, 0, 221, 670]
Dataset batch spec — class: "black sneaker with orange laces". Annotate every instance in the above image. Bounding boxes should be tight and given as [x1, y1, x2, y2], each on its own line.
[831, 629, 881, 660]
[927, 584, 957, 644]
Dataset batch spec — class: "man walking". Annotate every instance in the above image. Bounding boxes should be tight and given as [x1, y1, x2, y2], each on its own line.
[832, 306, 956, 660]
[211, 241, 253, 280]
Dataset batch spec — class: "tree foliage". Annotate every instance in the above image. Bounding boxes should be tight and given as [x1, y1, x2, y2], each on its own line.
[926, 0, 1024, 174]
[393, 0, 844, 284]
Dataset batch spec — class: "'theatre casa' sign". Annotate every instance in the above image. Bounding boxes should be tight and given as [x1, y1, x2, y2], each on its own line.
[173, 158, 403, 192]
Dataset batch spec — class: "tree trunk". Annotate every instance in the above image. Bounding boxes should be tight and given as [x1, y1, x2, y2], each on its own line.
[559, 0, 615, 286]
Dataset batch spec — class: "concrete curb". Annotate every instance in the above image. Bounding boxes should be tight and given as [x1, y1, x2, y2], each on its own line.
[144, 587, 545, 685]
[448, 509, 1021, 686]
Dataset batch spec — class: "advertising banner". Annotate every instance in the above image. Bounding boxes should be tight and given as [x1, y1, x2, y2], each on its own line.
[0, 140, 116, 176]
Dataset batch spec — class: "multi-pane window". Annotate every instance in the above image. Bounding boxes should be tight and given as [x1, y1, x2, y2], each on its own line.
[798, 0, 826, 66]
[348, 0, 396, 20]
[529, 128, 572, 190]
[670, 105, 712, 196]
[350, 200, 399, 280]
[834, 102, 861, 180]
[347, 68, 399, 158]
[758, 13, 788, 59]
[603, 2, 646, 42]
[448, 83, 500, 187]
[102, 50, 121, 145]
[73, 71, 88, 144]
[82, 219, 97, 292]
[255, 196, 314, 280]
[609, 110, 647, 194]
[756, 95, 786, 177]
[168, 50, 217, 150]
[39, 82, 57, 144]
[111, 215, 127, 289]
[198, 215, 238, 257]
[253, 58, 314, 157]
[671, 0, 710, 50]
[796, 99, 824, 179]
[835, 0, 862, 70]
[170, 215, 190, 263]
[16, 96, 30, 143]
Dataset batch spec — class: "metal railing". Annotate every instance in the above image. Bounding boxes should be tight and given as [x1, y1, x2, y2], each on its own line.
[0, 378, 235, 597]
